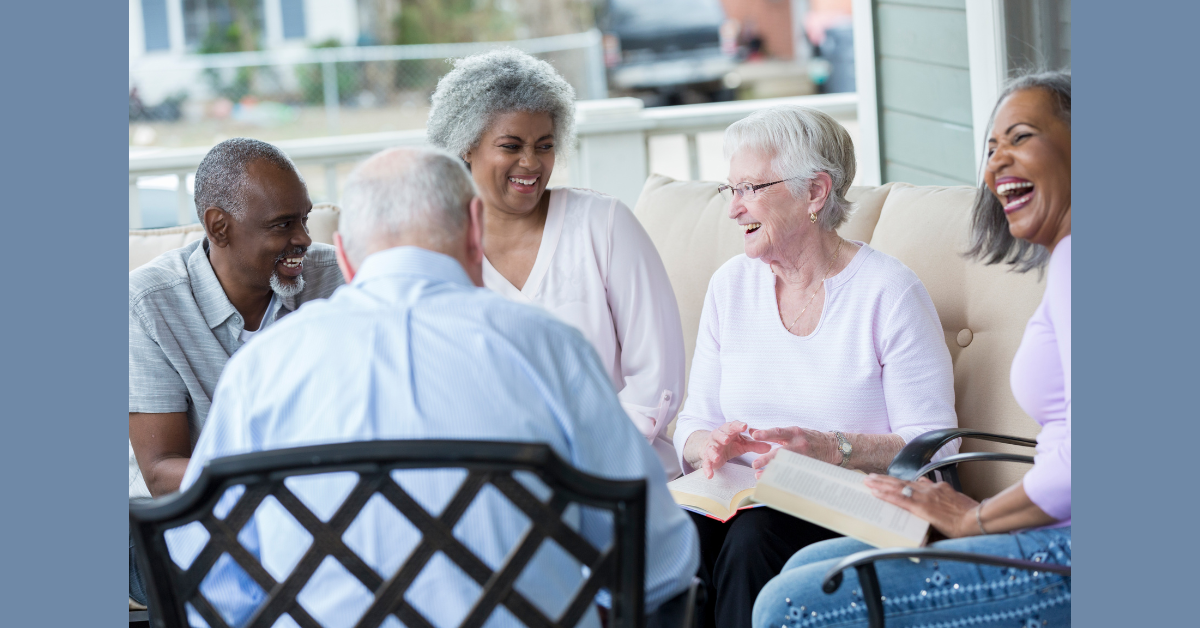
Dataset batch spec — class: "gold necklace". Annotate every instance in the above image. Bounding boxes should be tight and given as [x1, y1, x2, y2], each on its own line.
[785, 238, 843, 333]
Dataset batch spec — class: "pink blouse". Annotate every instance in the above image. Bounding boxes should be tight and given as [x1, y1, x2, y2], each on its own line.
[1011, 235, 1071, 526]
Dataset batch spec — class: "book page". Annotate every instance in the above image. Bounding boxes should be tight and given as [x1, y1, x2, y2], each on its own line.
[760, 451, 927, 539]
[668, 464, 757, 506]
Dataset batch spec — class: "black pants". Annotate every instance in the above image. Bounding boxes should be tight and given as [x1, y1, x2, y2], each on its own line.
[689, 508, 840, 628]
[130, 498, 150, 607]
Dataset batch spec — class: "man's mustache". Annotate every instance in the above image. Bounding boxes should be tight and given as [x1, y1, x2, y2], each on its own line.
[274, 246, 307, 262]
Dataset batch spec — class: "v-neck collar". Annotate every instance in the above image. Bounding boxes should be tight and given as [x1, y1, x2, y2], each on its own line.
[482, 188, 567, 302]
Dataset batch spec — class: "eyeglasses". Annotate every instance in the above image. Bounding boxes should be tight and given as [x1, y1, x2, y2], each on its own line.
[717, 179, 793, 201]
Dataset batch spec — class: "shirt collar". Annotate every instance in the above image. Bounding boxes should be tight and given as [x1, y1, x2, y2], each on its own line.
[352, 246, 473, 289]
[189, 239, 240, 329]
[188, 239, 301, 329]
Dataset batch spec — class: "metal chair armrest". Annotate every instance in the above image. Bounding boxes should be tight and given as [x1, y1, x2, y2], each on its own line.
[912, 452, 1035, 479]
[821, 547, 1071, 628]
[888, 428, 1037, 482]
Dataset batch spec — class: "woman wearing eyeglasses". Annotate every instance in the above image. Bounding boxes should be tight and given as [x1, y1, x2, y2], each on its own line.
[751, 70, 1072, 628]
[674, 105, 958, 628]
[426, 49, 687, 479]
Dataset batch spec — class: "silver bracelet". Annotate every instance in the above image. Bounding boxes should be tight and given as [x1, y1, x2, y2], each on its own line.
[975, 498, 991, 536]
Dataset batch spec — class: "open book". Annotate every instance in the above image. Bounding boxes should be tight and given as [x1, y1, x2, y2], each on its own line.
[668, 450, 929, 547]
[667, 463, 760, 522]
[753, 450, 930, 548]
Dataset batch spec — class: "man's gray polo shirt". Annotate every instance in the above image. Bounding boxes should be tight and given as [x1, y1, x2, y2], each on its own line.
[129, 238, 343, 498]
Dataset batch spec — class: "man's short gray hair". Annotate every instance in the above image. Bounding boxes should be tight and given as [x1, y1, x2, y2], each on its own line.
[339, 147, 477, 265]
[426, 48, 576, 161]
[193, 137, 303, 222]
[723, 106, 856, 231]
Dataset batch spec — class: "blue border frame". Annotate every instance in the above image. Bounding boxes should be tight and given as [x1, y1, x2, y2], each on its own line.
[0, 1, 1194, 624]
[1074, 0, 1200, 624]
[0, 1, 126, 624]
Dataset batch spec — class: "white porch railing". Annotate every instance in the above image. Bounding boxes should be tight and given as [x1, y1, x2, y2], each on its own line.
[127, 92, 859, 229]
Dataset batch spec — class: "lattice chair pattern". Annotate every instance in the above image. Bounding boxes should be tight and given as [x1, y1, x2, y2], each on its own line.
[130, 441, 648, 628]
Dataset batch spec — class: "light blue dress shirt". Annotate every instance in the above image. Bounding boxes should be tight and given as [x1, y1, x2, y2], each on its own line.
[171, 247, 699, 628]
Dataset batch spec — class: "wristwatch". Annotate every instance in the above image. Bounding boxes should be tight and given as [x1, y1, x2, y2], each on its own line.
[834, 431, 852, 468]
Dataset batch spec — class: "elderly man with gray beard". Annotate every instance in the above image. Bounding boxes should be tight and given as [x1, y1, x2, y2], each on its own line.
[127, 138, 343, 606]
[167, 147, 699, 627]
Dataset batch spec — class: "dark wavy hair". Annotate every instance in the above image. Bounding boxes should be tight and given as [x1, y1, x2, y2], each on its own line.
[965, 70, 1070, 273]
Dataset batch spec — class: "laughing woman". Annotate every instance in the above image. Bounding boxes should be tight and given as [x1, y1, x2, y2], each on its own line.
[425, 49, 687, 477]
[673, 105, 959, 628]
[752, 70, 1073, 628]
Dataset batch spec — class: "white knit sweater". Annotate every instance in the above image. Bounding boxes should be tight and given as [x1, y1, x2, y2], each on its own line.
[673, 243, 959, 472]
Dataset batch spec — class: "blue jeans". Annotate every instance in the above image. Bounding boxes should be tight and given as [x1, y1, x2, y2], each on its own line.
[752, 527, 1071, 628]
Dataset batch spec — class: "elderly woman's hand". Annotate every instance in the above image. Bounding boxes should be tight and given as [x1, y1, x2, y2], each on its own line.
[696, 421, 772, 479]
[864, 474, 980, 538]
[748, 427, 839, 478]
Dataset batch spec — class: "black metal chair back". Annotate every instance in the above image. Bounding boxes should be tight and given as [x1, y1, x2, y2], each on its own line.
[130, 441, 647, 628]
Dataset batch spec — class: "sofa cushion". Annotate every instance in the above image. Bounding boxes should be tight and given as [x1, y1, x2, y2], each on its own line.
[868, 183, 1046, 499]
[129, 204, 340, 271]
[128, 223, 204, 271]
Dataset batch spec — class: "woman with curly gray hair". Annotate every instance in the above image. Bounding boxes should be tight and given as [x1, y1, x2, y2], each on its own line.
[426, 48, 687, 478]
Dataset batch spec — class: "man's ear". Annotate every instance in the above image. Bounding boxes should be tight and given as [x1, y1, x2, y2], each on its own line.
[334, 232, 355, 284]
[203, 207, 231, 247]
[463, 196, 486, 287]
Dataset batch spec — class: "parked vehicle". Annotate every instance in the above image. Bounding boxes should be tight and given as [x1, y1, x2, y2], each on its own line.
[597, 0, 740, 105]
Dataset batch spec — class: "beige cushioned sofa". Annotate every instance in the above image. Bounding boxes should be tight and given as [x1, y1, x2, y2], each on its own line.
[129, 182, 1044, 501]
[128, 203, 342, 271]
[632, 174, 1046, 500]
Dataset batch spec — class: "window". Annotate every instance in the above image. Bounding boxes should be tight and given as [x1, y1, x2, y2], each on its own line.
[142, 0, 171, 52]
[183, 0, 265, 52]
[281, 0, 307, 40]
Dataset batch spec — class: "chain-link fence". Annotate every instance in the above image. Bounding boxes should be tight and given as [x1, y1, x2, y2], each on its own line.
[129, 30, 606, 146]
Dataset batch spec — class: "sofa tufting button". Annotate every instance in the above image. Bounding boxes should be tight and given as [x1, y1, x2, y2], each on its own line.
[956, 329, 973, 347]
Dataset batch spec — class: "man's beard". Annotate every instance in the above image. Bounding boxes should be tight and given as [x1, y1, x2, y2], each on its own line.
[270, 246, 307, 298]
[270, 269, 305, 298]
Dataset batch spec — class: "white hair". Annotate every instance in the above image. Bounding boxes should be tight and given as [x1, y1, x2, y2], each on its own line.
[723, 105, 856, 231]
[426, 48, 576, 161]
[269, 272, 304, 298]
[339, 147, 477, 265]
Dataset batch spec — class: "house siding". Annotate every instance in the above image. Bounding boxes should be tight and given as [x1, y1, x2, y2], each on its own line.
[872, 0, 976, 186]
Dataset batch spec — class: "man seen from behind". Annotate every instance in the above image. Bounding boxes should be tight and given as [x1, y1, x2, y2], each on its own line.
[171, 147, 699, 627]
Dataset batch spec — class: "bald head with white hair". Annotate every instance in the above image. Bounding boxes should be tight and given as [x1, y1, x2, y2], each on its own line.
[333, 147, 486, 286]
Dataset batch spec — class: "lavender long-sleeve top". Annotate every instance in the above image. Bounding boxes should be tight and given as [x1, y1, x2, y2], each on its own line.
[1012, 235, 1072, 526]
